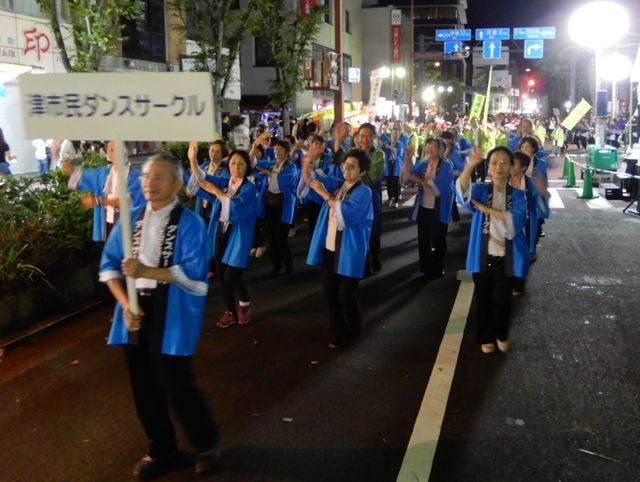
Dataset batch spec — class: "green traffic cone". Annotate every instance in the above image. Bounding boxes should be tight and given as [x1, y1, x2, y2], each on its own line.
[564, 160, 576, 187]
[577, 167, 598, 199]
[560, 156, 570, 179]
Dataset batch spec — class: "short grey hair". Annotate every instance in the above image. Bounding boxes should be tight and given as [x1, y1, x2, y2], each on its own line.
[144, 152, 184, 181]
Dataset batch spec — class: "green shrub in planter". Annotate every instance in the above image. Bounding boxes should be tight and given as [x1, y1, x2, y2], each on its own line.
[0, 171, 94, 295]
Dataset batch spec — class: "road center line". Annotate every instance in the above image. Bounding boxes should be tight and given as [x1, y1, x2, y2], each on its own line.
[396, 274, 474, 482]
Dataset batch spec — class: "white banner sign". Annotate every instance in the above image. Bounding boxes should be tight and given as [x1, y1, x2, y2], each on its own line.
[19, 72, 216, 141]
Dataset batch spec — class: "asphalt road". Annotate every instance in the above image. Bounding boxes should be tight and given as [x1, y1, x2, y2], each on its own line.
[2, 159, 640, 482]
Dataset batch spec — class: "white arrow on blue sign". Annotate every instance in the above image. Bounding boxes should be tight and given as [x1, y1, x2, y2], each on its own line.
[475, 28, 510, 41]
[483, 41, 502, 59]
[513, 27, 556, 40]
[435, 29, 472, 41]
[444, 41, 463, 54]
[524, 40, 544, 59]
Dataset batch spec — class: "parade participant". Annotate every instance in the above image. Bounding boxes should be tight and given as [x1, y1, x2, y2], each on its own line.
[187, 142, 259, 327]
[324, 121, 352, 178]
[403, 137, 454, 278]
[380, 121, 406, 208]
[457, 146, 528, 354]
[299, 134, 331, 238]
[0, 128, 15, 176]
[298, 149, 373, 348]
[255, 139, 299, 275]
[62, 140, 144, 242]
[518, 136, 549, 240]
[355, 123, 385, 273]
[441, 131, 464, 228]
[99, 152, 220, 479]
[510, 151, 549, 296]
[508, 118, 536, 152]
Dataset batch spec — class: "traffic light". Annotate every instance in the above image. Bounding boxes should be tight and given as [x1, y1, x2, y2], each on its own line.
[527, 77, 536, 93]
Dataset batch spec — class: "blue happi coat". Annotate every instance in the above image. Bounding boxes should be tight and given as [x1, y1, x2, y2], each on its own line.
[188, 173, 259, 268]
[255, 159, 300, 225]
[183, 161, 229, 218]
[409, 158, 455, 225]
[75, 166, 144, 242]
[299, 174, 373, 279]
[518, 175, 549, 254]
[457, 181, 529, 278]
[99, 204, 208, 356]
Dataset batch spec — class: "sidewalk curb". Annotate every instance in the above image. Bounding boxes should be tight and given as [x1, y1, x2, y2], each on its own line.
[0, 298, 110, 353]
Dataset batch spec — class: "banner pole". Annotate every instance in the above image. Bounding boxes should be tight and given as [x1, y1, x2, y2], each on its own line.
[114, 140, 139, 316]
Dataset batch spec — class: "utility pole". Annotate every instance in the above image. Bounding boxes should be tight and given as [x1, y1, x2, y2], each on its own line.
[334, 0, 344, 123]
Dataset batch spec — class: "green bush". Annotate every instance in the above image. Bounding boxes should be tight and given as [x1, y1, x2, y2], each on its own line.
[0, 171, 95, 294]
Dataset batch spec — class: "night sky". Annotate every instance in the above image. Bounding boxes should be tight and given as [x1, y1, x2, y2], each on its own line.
[466, 0, 640, 33]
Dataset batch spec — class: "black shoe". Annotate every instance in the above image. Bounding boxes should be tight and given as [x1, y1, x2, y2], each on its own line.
[371, 258, 381, 272]
[328, 338, 347, 349]
[195, 446, 221, 476]
[133, 453, 178, 480]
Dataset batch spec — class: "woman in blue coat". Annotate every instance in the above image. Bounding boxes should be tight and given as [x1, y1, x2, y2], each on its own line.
[381, 125, 406, 208]
[255, 139, 299, 275]
[299, 149, 373, 349]
[457, 146, 528, 354]
[518, 136, 550, 241]
[402, 137, 454, 278]
[187, 142, 259, 328]
[63, 140, 144, 241]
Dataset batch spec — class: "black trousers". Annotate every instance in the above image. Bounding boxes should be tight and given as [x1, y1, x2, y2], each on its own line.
[252, 217, 266, 248]
[386, 175, 400, 203]
[322, 249, 361, 342]
[265, 202, 292, 271]
[123, 294, 219, 459]
[306, 201, 322, 238]
[472, 256, 514, 344]
[416, 206, 448, 275]
[215, 260, 250, 312]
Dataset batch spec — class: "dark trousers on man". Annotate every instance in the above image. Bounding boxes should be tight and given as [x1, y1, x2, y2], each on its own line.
[123, 294, 219, 460]
[472, 256, 513, 344]
[265, 202, 292, 272]
[386, 175, 400, 204]
[417, 206, 448, 276]
[322, 249, 361, 343]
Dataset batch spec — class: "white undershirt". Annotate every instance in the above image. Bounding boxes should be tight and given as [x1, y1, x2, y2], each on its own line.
[488, 189, 507, 257]
[136, 198, 179, 289]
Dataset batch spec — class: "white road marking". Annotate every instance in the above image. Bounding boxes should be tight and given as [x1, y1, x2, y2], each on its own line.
[396, 273, 474, 482]
[572, 189, 615, 209]
[548, 188, 565, 209]
[402, 195, 416, 208]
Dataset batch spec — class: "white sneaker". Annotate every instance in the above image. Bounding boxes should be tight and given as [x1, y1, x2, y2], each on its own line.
[393, 201, 399, 208]
[249, 248, 256, 257]
[255, 246, 267, 258]
[288, 228, 296, 238]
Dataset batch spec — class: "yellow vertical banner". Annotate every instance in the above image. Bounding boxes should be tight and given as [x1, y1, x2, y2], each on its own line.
[469, 93, 485, 120]
[482, 66, 493, 127]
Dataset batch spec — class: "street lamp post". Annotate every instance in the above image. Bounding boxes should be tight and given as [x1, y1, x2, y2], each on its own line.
[601, 54, 632, 118]
[568, 1, 629, 146]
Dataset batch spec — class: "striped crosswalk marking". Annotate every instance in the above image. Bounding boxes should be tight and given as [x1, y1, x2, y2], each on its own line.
[548, 188, 565, 209]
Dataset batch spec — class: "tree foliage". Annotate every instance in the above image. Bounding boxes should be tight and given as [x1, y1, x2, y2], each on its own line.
[36, 0, 138, 72]
[251, 0, 325, 110]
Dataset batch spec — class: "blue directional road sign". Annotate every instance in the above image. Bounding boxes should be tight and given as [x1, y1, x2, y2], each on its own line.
[444, 41, 463, 55]
[483, 41, 502, 60]
[524, 40, 544, 59]
[435, 29, 472, 41]
[475, 28, 510, 41]
[513, 27, 556, 40]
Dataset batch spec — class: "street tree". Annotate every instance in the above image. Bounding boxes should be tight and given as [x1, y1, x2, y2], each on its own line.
[168, 0, 258, 135]
[36, 0, 138, 72]
[251, 0, 324, 134]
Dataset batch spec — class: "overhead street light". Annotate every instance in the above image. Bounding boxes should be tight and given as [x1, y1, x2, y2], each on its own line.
[601, 54, 632, 117]
[568, 1, 629, 145]
[395, 67, 406, 78]
[422, 86, 436, 102]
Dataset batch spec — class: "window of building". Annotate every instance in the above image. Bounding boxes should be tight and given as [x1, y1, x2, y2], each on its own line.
[254, 37, 273, 67]
[321, 0, 333, 25]
[121, 0, 166, 63]
[345, 9, 350, 34]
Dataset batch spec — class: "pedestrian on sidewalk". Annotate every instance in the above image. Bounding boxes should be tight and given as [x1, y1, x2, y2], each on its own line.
[457, 146, 528, 354]
[99, 152, 221, 479]
[186, 142, 259, 328]
[298, 148, 373, 348]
